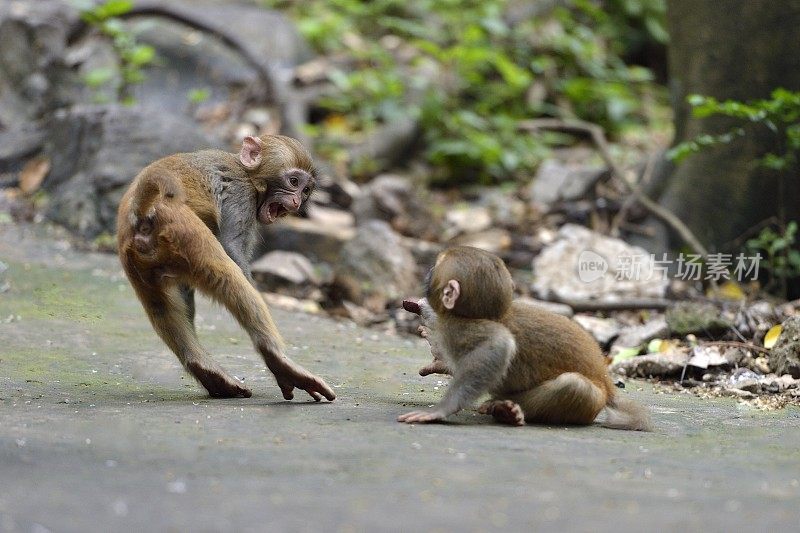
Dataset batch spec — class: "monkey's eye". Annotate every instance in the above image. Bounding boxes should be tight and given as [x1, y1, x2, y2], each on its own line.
[289, 176, 299, 187]
[303, 187, 310, 197]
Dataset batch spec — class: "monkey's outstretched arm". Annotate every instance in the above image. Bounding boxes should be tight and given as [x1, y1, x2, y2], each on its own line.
[407, 298, 452, 376]
[398, 331, 515, 423]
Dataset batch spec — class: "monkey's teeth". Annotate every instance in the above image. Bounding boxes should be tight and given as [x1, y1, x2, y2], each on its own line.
[268, 203, 280, 221]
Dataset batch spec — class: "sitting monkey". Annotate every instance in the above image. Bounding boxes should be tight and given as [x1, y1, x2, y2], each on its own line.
[399, 246, 651, 430]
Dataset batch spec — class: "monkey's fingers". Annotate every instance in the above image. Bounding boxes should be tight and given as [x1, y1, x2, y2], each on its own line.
[307, 377, 336, 401]
[397, 410, 445, 424]
[293, 373, 336, 402]
[307, 390, 322, 402]
[279, 383, 295, 401]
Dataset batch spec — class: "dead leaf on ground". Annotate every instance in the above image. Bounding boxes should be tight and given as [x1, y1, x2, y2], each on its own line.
[19, 157, 50, 195]
[764, 324, 782, 349]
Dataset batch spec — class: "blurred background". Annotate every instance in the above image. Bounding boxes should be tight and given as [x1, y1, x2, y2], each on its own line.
[1, 0, 799, 323]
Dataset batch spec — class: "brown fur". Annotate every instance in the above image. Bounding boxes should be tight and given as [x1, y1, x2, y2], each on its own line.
[117, 134, 334, 401]
[401, 246, 651, 430]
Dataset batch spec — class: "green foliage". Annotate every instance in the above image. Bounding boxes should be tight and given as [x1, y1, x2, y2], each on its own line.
[746, 221, 800, 296]
[264, 0, 667, 183]
[187, 88, 212, 105]
[668, 89, 800, 169]
[75, 0, 156, 103]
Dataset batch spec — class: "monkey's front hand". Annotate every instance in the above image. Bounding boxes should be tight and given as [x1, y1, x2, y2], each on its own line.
[266, 356, 336, 402]
[414, 299, 452, 376]
[397, 410, 448, 424]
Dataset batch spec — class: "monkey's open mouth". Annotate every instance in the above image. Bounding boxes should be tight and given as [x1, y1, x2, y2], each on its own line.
[258, 201, 290, 224]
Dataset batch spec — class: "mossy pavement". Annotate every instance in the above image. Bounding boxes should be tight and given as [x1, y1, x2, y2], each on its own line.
[1, 224, 799, 532]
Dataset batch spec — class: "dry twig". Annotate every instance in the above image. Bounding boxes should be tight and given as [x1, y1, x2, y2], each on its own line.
[519, 118, 709, 258]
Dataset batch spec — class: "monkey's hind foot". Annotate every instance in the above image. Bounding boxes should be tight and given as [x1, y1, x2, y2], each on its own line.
[478, 400, 525, 426]
[187, 360, 253, 398]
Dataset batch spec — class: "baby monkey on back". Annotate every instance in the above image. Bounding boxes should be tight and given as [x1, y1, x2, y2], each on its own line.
[400, 246, 651, 430]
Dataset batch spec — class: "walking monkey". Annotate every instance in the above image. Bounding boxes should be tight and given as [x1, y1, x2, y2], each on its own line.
[117, 134, 335, 401]
[399, 246, 650, 429]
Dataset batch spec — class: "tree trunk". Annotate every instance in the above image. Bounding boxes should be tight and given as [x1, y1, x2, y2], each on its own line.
[661, 0, 800, 249]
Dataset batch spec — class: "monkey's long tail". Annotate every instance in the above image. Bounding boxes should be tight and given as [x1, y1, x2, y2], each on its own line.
[601, 394, 653, 431]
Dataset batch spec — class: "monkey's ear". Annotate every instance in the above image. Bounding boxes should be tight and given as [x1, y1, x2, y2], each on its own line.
[239, 136, 263, 170]
[441, 280, 460, 310]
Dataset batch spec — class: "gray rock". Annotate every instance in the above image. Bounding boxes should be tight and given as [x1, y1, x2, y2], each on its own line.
[251, 251, 322, 299]
[531, 224, 669, 303]
[41, 105, 221, 237]
[666, 301, 732, 336]
[611, 350, 689, 378]
[474, 187, 527, 229]
[444, 205, 492, 239]
[401, 237, 443, 269]
[686, 345, 730, 369]
[0, 0, 81, 125]
[529, 159, 604, 209]
[769, 316, 800, 378]
[352, 174, 434, 239]
[347, 117, 419, 178]
[573, 315, 620, 345]
[94, 0, 311, 111]
[612, 317, 670, 350]
[0, 126, 45, 173]
[733, 378, 761, 393]
[729, 369, 763, 393]
[449, 228, 512, 255]
[333, 220, 418, 312]
[734, 300, 781, 338]
[259, 216, 355, 264]
[306, 204, 355, 230]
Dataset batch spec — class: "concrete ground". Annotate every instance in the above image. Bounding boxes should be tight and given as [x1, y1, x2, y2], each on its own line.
[1, 223, 799, 533]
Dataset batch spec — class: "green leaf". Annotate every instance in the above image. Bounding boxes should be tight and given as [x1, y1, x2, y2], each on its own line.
[99, 0, 133, 18]
[127, 44, 155, 67]
[83, 68, 114, 88]
[187, 88, 211, 104]
[611, 347, 641, 365]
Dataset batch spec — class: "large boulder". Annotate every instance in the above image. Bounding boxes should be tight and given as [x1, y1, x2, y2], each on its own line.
[531, 224, 669, 303]
[258, 216, 354, 264]
[42, 105, 222, 237]
[770, 316, 800, 378]
[332, 220, 418, 312]
[0, 0, 81, 126]
[119, 0, 312, 113]
[528, 159, 605, 211]
[251, 250, 325, 300]
[352, 174, 435, 239]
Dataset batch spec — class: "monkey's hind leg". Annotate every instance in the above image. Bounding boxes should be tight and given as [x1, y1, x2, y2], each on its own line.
[129, 278, 252, 398]
[478, 399, 525, 426]
[510, 372, 606, 425]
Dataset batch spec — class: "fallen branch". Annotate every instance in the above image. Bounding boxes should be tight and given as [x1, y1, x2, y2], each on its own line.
[519, 118, 709, 258]
[610, 153, 656, 237]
